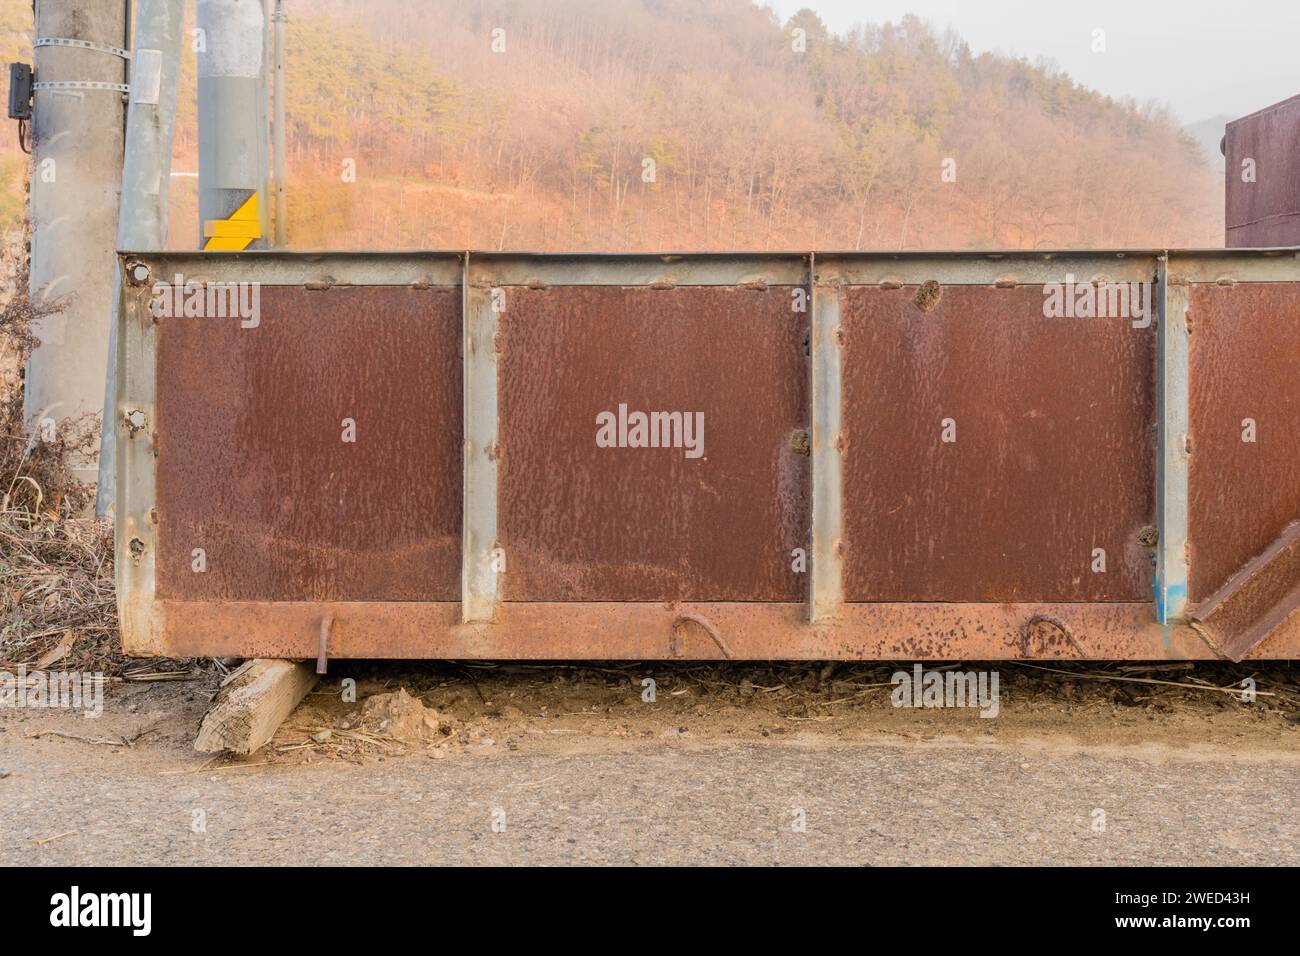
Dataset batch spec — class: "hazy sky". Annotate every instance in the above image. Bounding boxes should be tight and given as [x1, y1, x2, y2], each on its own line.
[767, 0, 1300, 124]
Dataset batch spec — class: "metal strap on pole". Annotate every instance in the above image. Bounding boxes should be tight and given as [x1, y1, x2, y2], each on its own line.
[36, 36, 133, 59]
[34, 80, 130, 93]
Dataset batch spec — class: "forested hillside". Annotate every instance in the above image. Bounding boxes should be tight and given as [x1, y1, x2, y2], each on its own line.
[1, 0, 1224, 250]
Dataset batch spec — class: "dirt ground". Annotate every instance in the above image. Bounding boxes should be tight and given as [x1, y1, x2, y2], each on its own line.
[3, 659, 1297, 865]
[3, 658, 1296, 768]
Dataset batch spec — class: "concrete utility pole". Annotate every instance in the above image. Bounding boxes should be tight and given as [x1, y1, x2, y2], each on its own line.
[95, 0, 186, 516]
[197, 0, 270, 251]
[26, 0, 129, 485]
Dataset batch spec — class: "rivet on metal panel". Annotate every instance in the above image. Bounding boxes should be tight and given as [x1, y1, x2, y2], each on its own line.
[526, 278, 547, 290]
[878, 278, 902, 290]
[993, 276, 1019, 288]
[649, 279, 676, 291]
[305, 279, 334, 291]
[124, 408, 147, 434]
[127, 261, 151, 284]
[739, 278, 768, 291]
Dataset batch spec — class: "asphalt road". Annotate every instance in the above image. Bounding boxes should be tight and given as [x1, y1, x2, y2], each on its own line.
[5, 738, 1296, 865]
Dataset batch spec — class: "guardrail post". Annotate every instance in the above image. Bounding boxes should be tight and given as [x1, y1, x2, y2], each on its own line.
[462, 253, 500, 622]
[809, 255, 844, 622]
[1155, 254, 1190, 623]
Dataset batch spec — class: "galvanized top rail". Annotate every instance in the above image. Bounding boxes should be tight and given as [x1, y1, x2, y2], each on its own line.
[121, 247, 1300, 288]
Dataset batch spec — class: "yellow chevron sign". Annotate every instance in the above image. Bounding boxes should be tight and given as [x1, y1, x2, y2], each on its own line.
[203, 192, 262, 251]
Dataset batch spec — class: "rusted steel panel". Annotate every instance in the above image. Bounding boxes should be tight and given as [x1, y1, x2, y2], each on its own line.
[118, 250, 1300, 662]
[1188, 283, 1300, 602]
[146, 600, 1300, 661]
[1225, 94, 1300, 247]
[840, 285, 1156, 602]
[497, 285, 809, 601]
[1192, 521, 1300, 661]
[154, 285, 462, 602]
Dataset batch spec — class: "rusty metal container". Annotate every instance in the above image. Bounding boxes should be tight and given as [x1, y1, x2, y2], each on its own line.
[113, 249, 1300, 662]
[1225, 94, 1300, 247]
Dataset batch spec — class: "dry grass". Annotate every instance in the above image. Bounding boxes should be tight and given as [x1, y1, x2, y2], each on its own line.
[0, 248, 127, 674]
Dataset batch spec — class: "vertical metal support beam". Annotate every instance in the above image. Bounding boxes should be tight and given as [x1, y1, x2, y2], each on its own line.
[115, 263, 161, 652]
[809, 255, 844, 622]
[1155, 255, 1190, 623]
[462, 254, 500, 622]
[96, 0, 185, 516]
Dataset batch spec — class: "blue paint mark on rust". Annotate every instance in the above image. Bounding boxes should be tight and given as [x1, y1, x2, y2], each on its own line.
[1154, 579, 1188, 626]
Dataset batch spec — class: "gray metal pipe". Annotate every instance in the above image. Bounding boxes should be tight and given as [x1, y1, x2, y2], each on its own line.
[197, 0, 270, 251]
